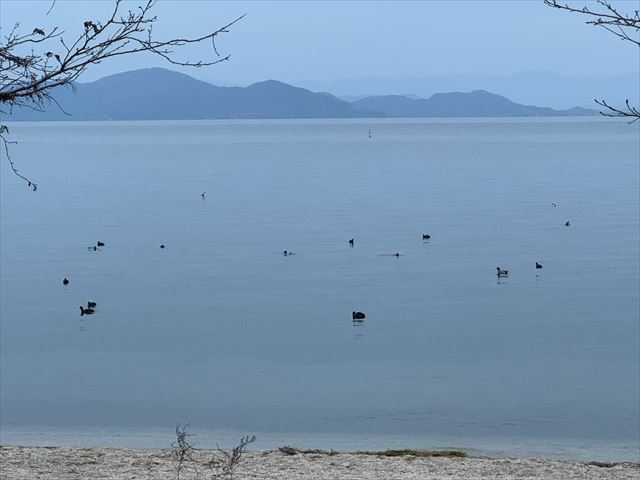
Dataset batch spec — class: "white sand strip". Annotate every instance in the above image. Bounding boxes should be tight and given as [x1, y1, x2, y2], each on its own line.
[1, 446, 639, 480]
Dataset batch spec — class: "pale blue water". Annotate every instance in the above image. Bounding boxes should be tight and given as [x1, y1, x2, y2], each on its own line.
[1, 118, 639, 461]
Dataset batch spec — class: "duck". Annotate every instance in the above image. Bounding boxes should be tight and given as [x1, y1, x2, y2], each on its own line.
[536, 262, 543, 269]
[160, 244, 165, 249]
[79, 306, 95, 316]
[348, 238, 354, 246]
[496, 267, 508, 277]
[394, 252, 400, 257]
[63, 277, 69, 285]
[565, 221, 571, 226]
[352, 311, 366, 320]
[551, 203, 557, 208]
[422, 234, 431, 240]
[87, 301, 97, 308]
[97, 241, 105, 247]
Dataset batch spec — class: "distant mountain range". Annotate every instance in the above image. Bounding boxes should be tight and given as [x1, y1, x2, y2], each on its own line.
[300, 71, 640, 111]
[5, 68, 597, 121]
[352, 91, 593, 117]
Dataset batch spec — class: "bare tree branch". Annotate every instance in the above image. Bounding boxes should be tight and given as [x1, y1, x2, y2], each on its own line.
[595, 98, 640, 122]
[544, 0, 640, 46]
[1, 1, 244, 189]
[545, 0, 640, 121]
[0, 126, 37, 190]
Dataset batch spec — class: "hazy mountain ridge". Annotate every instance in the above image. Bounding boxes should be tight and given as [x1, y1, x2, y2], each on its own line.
[5, 68, 598, 121]
[353, 90, 595, 117]
[299, 71, 640, 110]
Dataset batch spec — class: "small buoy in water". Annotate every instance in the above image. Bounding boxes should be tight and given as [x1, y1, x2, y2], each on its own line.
[160, 244, 165, 249]
[63, 277, 69, 285]
[551, 203, 557, 207]
[201, 192, 206, 198]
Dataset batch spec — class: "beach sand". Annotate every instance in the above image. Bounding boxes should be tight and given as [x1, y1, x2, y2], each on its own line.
[1, 446, 639, 479]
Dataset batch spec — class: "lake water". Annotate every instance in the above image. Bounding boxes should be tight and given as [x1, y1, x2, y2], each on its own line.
[1, 118, 639, 461]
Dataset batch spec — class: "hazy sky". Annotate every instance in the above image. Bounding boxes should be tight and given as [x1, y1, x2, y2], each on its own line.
[2, 0, 638, 86]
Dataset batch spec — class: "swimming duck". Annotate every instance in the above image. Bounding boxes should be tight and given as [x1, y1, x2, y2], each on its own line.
[87, 301, 97, 308]
[160, 244, 165, 249]
[201, 192, 206, 199]
[496, 267, 508, 277]
[565, 221, 571, 226]
[79, 306, 95, 316]
[352, 311, 366, 320]
[63, 277, 69, 285]
[536, 262, 543, 269]
[422, 234, 431, 240]
[348, 238, 354, 246]
[97, 241, 105, 247]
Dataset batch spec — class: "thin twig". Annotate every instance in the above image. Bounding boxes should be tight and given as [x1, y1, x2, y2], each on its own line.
[0, 126, 38, 190]
[45, 0, 56, 16]
[595, 98, 640, 123]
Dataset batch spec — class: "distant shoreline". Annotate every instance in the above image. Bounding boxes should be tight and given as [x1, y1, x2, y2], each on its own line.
[3, 115, 620, 125]
[3, 425, 638, 463]
[1, 446, 639, 480]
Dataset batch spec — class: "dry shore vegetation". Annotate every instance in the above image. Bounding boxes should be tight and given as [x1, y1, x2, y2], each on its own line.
[1, 445, 639, 480]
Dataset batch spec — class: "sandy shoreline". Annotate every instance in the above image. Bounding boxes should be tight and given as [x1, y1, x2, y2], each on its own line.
[1, 446, 639, 480]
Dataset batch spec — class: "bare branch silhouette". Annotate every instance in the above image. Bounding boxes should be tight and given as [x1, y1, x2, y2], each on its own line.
[0, 125, 37, 190]
[210, 435, 256, 480]
[1, 0, 244, 189]
[595, 98, 640, 123]
[545, 0, 639, 121]
[45, 0, 56, 17]
[544, 0, 639, 46]
[171, 423, 255, 480]
[172, 422, 197, 480]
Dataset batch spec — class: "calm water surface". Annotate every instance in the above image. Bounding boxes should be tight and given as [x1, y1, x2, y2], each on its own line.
[1, 118, 639, 460]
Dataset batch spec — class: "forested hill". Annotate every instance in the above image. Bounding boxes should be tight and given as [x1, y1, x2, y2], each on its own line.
[6, 68, 596, 121]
